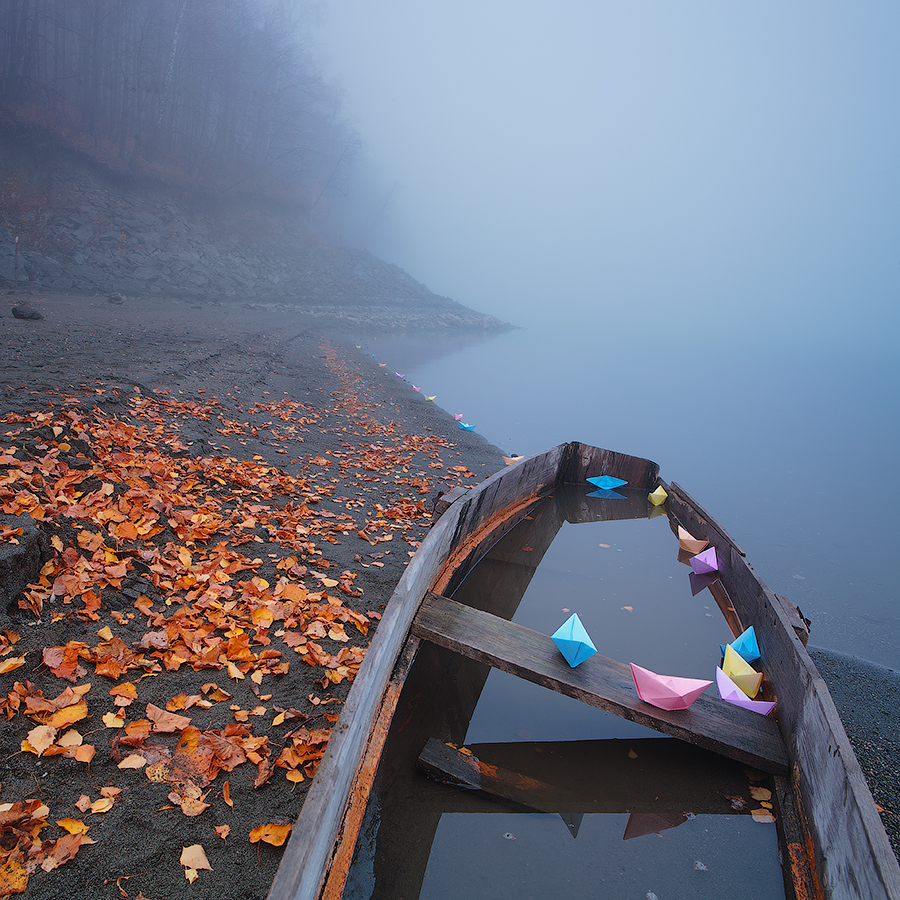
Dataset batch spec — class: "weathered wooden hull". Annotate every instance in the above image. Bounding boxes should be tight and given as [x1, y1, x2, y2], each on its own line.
[268, 442, 900, 900]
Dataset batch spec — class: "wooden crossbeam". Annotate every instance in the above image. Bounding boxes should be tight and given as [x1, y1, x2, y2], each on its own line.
[413, 592, 788, 774]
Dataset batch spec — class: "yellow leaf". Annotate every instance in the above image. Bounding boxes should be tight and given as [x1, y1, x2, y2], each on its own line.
[118, 754, 147, 769]
[56, 818, 89, 835]
[185, 868, 198, 884]
[96, 625, 113, 641]
[180, 844, 212, 871]
[215, 824, 230, 841]
[286, 769, 304, 783]
[23, 725, 57, 756]
[51, 535, 64, 552]
[751, 808, 776, 823]
[57, 729, 83, 748]
[89, 798, 114, 814]
[0, 654, 26, 674]
[321, 578, 338, 588]
[272, 711, 286, 726]
[103, 712, 125, 728]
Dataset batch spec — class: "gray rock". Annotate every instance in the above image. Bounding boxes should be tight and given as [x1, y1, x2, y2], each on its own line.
[11, 305, 43, 320]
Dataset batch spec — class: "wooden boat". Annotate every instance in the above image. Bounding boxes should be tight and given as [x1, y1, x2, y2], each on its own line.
[268, 442, 900, 900]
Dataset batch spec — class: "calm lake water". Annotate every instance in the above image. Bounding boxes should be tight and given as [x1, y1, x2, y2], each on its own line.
[351, 320, 900, 670]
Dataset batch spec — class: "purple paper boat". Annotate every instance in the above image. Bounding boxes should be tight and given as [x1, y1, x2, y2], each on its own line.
[630, 663, 712, 710]
[689, 547, 718, 575]
[716, 667, 776, 716]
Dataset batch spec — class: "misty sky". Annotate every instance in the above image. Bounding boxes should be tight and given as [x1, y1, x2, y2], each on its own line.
[317, 2, 899, 341]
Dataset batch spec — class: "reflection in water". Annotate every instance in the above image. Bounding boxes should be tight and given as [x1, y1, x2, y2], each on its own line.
[344, 487, 785, 899]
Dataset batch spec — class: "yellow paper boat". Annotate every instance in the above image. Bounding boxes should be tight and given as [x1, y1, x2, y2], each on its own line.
[677, 526, 709, 555]
[648, 486, 668, 506]
[723, 645, 762, 698]
[502, 456, 524, 466]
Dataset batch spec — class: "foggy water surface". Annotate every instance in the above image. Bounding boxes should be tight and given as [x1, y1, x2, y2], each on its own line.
[354, 321, 900, 669]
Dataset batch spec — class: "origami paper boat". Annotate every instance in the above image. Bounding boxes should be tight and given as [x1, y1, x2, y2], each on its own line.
[629, 663, 712, 710]
[425, 395, 436, 401]
[719, 626, 761, 664]
[677, 526, 709, 555]
[395, 373, 405, 378]
[716, 667, 776, 716]
[502, 456, 524, 465]
[722, 645, 762, 698]
[551, 613, 598, 667]
[689, 547, 718, 575]
[412, 385, 421, 392]
[586, 475, 628, 490]
[648, 485, 668, 506]
[453, 414, 464, 421]
[378, 363, 387, 367]
[459, 423, 476, 431]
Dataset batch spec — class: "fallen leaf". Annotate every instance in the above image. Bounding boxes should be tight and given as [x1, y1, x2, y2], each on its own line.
[180, 844, 212, 871]
[249, 823, 292, 846]
[118, 754, 148, 769]
[214, 824, 230, 841]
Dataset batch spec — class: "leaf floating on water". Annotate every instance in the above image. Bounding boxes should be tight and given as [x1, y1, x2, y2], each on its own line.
[726, 794, 747, 811]
[751, 808, 776, 823]
[749, 786, 772, 802]
[628, 748, 638, 759]
[694, 860, 708, 871]
[622, 606, 633, 612]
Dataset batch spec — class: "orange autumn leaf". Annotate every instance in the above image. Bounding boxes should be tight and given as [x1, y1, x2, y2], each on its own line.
[118, 754, 148, 769]
[73, 744, 96, 763]
[214, 824, 230, 841]
[56, 818, 89, 835]
[146, 703, 191, 733]
[222, 781, 233, 809]
[249, 823, 292, 846]
[45, 699, 88, 729]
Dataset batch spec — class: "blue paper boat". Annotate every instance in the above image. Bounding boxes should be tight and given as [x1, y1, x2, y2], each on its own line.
[551, 613, 598, 667]
[459, 422, 476, 431]
[586, 475, 628, 490]
[720, 626, 761, 664]
[587, 489, 626, 500]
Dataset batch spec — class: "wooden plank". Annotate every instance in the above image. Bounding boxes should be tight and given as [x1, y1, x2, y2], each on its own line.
[413, 592, 788, 774]
[417, 737, 761, 816]
[319, 638, 420, 900]
[773, 773, 822, 900]
[665, 481, 900, 900]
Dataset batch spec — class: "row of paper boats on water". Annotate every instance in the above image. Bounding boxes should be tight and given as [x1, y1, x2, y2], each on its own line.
[550, 472, 776, 717]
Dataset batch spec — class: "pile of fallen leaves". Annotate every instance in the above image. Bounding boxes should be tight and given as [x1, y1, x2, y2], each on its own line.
[0, 340, 481, 897]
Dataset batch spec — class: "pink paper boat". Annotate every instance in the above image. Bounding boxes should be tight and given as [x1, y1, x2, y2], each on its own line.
[453, 413, 464, 421]
[630, 663, 712, 710]
[716, 667, 776, 716]
[689, 547, 718, 575]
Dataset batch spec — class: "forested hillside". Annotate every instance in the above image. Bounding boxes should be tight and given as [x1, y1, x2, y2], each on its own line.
[1, 0, 357, 212]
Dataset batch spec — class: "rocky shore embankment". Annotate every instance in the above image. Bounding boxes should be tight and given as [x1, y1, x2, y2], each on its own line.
[0, 138, 509, 331]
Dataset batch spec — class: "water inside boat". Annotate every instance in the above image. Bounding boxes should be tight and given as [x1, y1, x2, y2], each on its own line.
[343, 484, 787, 899]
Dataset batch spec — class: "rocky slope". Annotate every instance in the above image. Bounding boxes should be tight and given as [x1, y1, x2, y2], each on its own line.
[0, 136, 509, 330]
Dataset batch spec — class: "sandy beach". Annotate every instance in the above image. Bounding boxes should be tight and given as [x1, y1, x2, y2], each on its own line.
[0, 292, 504, 900]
